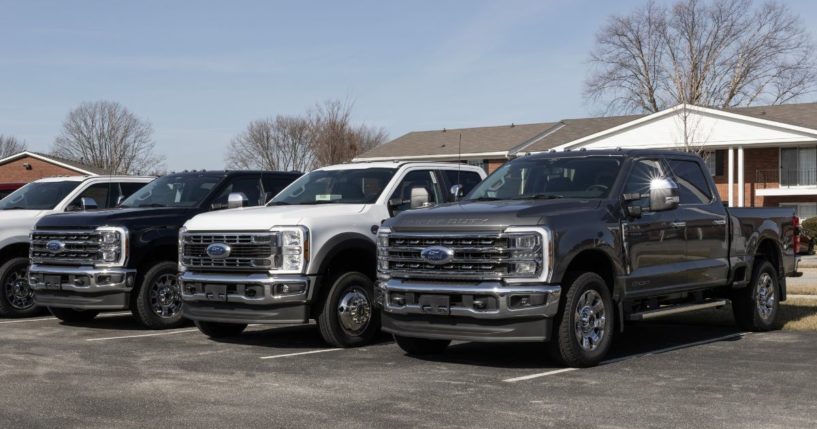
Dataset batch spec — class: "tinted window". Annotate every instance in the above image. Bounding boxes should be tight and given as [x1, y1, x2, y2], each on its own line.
[262, 175, 299, 201]
[271, 168, 396, 205]
[624, 159, 665, 208]
[441, 170, 483, 202]
[212, 177, 264, 208]
[668, 159, 713, 204]
[120, 174, 224, 208]
[389, 170, 441, 214]
[70, 183, 111, 209]
[0, 181, 81, 210]
[120, 182, 148, 200]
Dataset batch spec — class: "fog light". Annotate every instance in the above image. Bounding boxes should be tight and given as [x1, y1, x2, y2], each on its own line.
[473, 299, 486, 310]
[274, 282, 306, 296]
[390, 293, 405, 306]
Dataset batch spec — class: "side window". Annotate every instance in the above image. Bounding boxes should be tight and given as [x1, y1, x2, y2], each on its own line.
[69, 183, 111, 209]
[262, 176, 296, 202]
[212, 177, 264, 208]
[624, 159, 665, 208]
[667, 159, 713, 205]
[389, 170, 440, 214]
[441, 170, 483, 201]
[109, 182, 147, 207]
[120, 182, 147, 200]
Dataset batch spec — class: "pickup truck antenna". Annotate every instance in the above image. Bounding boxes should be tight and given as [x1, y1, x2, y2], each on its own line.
[457, 132, 462, 185]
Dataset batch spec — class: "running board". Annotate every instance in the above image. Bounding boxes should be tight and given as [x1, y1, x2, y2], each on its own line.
[628, 300, 728, 321]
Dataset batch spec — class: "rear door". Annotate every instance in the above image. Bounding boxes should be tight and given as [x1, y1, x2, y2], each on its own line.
[622, 158, 688, 295]
[666, 157, 730, 287]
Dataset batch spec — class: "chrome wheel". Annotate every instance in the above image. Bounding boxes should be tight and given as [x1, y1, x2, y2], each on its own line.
[149, 274, 181, 318]
[755, 272, 776, 321]
[4, 265, 33, 311]
[337, 286, 371, 335]
[573, 289, 606, 352]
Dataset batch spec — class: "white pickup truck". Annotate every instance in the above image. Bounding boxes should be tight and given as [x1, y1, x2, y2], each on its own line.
[0, 175, 153, 317]
[179, 161, 486, 346]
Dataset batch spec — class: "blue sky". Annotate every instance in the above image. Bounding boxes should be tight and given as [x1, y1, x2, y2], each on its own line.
[2, 0, 817, 170]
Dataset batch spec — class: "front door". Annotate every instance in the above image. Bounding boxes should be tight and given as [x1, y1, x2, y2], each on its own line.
[622, 158, 687, 296]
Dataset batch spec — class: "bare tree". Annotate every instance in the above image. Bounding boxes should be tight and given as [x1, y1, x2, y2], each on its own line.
[0, 135, 27, 158]
[585, 0, 817, 114]
[226, 116, 315, 172]
[52, 101, 163, 174]
[309, 99, 388, 167]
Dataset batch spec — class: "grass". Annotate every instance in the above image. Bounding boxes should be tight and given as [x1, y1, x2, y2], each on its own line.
[657, 297, 817, 332]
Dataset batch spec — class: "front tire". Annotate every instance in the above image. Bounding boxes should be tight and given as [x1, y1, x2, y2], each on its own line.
[317, 272, 379, 348]
[195, 320, 247, 338]
[394, 335, 450, 355]
[133, 262, 185, 329]
[49, 307, 99, 323]
[0, 257, 40, 318]
[548, 272, 614, 368]
[733, 259, 779, 331]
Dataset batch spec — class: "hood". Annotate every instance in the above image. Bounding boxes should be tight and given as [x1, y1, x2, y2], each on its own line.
[0, 209, 48, 223]
[35, 207, 201, 230]
[388, 199, 603, 232]
[185, 204, 367, 231]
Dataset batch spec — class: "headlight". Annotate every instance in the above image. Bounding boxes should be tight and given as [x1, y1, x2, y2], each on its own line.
[503, 226, 552, 283]
[96, 226, 128, 267]
[178, 226, 187, 272]
[272, 226, 309, 273]
[376, 227, 391, 276]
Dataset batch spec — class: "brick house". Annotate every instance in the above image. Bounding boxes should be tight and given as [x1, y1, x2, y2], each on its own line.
[0, 151, 105, 187]
[355, 102, 817, 219]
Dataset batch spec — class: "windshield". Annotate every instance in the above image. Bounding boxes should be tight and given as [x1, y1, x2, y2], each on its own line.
[0, 181, 81, 210]
[120, 174, 223, 208]
[466, 156, 622, 201]
[270, 168, 396, 205]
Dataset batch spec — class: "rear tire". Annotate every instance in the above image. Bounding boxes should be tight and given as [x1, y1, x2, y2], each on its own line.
[733, 259, 779, 332]
[0, 257, 40, 318]
[195, 320, 247, 338]
[317, 272, 379, 348]
[49, 307, 99, 323]
[133, 262, 185, 330]
[394, 335, 450, 355]
[548, 272, 614, 368]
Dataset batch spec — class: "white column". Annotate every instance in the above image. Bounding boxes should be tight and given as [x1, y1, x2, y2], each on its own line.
[727, 147, 734, 207]
[738, 146, 745, 207]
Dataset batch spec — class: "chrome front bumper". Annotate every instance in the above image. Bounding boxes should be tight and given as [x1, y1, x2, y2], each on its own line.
[28, 264, 136, 292]
[378, 279, 562, 319]
[179, 271, 313, 305]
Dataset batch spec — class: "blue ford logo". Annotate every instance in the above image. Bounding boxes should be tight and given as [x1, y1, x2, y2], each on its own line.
[46, 240, 65, 253]
[420, 246, 454, 265]
[206, 243, 231, 259]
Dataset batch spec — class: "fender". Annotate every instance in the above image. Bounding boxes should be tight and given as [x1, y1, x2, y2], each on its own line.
[310, 232, 377, 278]
[550, 223, 625, 298]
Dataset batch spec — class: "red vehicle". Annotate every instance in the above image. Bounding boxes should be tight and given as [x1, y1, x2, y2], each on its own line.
[0, 183, 24, 200]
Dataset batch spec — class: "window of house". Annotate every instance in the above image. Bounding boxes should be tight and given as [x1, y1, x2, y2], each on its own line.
[780, 147, 817, 187]
[701, 151, 723, 177]
[780, 203, 817, 220]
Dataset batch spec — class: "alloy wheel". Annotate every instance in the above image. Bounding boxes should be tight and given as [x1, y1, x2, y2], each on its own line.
[337, 286, 372, 335]
[573, 289, 607, 352]
[149, 274, 181, 318]
[4, 265, 33, 311]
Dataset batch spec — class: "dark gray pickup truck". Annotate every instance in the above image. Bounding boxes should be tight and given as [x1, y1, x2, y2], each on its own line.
[375, 149, 800, 367]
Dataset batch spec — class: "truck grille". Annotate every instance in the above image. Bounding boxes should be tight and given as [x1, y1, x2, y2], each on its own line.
[381, 233, 511, 281]
[30, 230, 101, 265]
[181, 232, 277, 272]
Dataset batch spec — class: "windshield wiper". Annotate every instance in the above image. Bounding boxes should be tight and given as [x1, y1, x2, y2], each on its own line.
[513, 193, 564, 200]
[137, 203, 167, 208]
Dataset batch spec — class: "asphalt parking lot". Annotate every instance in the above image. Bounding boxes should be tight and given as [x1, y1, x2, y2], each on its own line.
[2, 313, 816, 429]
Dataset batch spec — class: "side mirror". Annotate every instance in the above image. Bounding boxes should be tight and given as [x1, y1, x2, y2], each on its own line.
[450, 184, 464, 201]
[67, 197, 99, 211]
[649, 177, 680, 212]
[410, 187, 430, 209]
[227, 192, 248, 209]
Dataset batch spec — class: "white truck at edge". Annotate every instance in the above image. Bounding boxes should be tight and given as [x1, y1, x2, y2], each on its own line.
[0, 175, 153, 317]
[179, 161, 486, 346]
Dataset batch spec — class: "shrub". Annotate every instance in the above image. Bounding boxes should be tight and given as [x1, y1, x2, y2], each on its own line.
[801, 217, 817, 238]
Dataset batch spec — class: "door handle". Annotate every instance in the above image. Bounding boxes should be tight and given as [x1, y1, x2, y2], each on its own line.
[670, 221, 686, 228]
[713, 219, 727, 225]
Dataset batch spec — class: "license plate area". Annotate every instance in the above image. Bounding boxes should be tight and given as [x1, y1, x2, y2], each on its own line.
[44, 275, 62, 290]
[204, 284, 228, 302]
[418, 294, 450, 315]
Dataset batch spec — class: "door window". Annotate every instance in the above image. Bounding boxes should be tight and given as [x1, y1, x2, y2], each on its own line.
[212, 177, 264, 208]
[624, 159, 665, 208]
[440, 170, 483, 201]
[389, 170, 440, 214]
[667, 159, 713, 205]
[69, 183, 111, 210]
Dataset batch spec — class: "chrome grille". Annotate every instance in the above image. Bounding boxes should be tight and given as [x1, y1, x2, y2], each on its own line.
[382, 233, 510, 280]
[30, 230, 101, 265]
[181, 232, 277, 272]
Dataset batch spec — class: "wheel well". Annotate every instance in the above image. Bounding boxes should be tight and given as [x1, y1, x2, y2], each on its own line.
[311, 244, 376, 317]
[0, 243, 29, 262]
[563, 249, 615, 292]
[756, 238, 782, 275]
[132, 246, 177, 288]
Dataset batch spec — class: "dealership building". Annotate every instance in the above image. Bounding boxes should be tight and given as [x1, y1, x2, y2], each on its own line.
[355, 102, 817, 218]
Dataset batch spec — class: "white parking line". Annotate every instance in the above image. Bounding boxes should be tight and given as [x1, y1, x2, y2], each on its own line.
[259, 349, 342, 360]
[502, 332, 750, 383]
[0, 316, 58, 324]
[86, 329, 200, 342]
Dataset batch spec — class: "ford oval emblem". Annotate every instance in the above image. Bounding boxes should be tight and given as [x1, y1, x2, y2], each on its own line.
[206, 243, 231, 259]
[46, 240, 65, 253]
[420, 246, 455, 265]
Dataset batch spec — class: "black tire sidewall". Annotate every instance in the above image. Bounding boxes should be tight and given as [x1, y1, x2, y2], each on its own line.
[318, 272, 379, 347]
[134, 262, 184, 329]
[0, 257, 39, 318]
[552, 272, 614, 367]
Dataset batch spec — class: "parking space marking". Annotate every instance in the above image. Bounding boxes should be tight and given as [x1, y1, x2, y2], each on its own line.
[502, 331, 750, 383]
[259, 349, 342, 360]
[86, 329, 200, 342]
[0, 317, 58, 324]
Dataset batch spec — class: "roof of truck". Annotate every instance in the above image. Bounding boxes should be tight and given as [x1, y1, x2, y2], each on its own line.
[524, 148, 700, 159]
[32, 175, 154, 183]
[326, 161, 484, 171]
